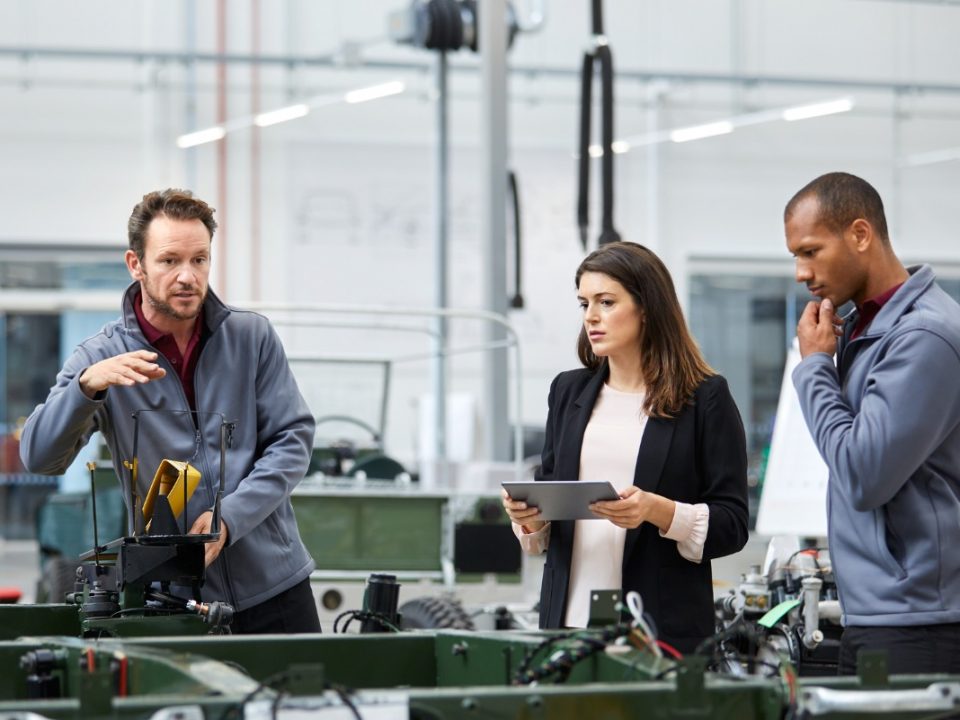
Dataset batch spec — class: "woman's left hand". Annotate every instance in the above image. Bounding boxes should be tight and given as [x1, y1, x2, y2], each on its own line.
[590, 486, 676, 531]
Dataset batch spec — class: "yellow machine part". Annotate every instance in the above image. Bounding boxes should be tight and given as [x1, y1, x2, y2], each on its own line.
[142, 459, 201, 531]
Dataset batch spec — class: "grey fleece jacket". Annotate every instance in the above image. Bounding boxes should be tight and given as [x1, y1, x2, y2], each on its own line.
[793, 265, 960, 627]
[20, 283, 316, 611]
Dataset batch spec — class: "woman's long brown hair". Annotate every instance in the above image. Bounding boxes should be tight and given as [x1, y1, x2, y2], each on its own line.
[576, 242, 714, 417]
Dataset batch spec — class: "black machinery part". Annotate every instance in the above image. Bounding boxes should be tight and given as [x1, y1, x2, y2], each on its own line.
[576, 0, 620, 249]
[400, 595, 475, 631]
[360, 574, 402, 634]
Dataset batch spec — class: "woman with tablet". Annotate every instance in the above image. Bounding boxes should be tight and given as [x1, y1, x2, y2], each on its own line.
[502, 241, 748, 653]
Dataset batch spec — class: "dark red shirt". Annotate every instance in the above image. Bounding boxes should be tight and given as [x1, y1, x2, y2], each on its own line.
[851, 282, 904, 340]
[133, 291, 204, 410]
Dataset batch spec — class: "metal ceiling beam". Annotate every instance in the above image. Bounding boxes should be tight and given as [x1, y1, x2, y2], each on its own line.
[3, 45, 960, 95]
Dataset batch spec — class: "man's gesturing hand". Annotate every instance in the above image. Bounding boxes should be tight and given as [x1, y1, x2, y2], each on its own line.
[79, 350, 166, 398]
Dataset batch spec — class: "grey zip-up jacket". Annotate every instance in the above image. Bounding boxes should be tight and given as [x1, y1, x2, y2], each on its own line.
[793, 265, 960, 626]
[20, 283, 316, 611]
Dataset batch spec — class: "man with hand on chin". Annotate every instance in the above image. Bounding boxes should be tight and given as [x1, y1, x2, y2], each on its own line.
[21, 189, 320, 634]
[785, 172, 960, 674]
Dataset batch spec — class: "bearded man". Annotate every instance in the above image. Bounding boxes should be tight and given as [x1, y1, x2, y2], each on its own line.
[21, 189, 320, 634]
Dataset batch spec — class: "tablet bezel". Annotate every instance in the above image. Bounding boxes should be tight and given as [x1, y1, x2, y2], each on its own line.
[501, 480, 620, 521]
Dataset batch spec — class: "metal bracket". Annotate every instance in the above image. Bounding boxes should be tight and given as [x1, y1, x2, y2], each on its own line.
[800, 682, 960, 716]
[857, 649, 889, 687]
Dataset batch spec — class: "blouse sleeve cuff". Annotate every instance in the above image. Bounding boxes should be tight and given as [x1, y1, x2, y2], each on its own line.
[659, 502, 709, 563]
[513, 521, 551, 555]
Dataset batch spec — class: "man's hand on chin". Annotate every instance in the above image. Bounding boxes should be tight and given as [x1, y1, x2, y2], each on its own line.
[797, 298, 843, 358]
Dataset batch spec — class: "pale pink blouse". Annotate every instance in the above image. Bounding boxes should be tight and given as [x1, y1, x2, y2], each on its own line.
[514, 384, 709, 627]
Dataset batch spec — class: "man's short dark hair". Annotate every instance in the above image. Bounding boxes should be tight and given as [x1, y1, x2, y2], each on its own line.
[784, 172, 889, 244]
[128, 189, 217, 260]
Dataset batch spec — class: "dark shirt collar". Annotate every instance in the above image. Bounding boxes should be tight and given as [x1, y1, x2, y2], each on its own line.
[851, 282, 904, 339]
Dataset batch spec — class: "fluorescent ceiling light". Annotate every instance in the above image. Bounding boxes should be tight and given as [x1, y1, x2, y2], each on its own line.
[903, 147, 960, 167]
[783, 97, 854, 121]
[344, 81, 406, 104]
[177, 79, 405, 149]
[254, 103, 310, 127]
[585, 141, 631, 158]
[670, 121, 734, 143]
[176, 126, 226, 148]
[604, 96, 855, 154]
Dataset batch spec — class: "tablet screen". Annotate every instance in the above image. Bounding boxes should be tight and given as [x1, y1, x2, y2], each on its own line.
[502, 480, 619, 521]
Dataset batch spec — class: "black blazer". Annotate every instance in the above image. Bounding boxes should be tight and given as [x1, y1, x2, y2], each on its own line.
[537, 366, 748, 654]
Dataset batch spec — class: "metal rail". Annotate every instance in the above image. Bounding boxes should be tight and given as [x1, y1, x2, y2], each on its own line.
[247, 302, 526, 480]
[5, 45, 960, 94]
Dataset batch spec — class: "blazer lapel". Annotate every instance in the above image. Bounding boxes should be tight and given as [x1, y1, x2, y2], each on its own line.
[633, 417, 674, 494]
[554, 367, 608, 481]
[623, 415, 675, 562]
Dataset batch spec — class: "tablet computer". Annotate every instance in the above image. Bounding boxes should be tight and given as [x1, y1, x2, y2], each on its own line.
[501, 480, 620, 521]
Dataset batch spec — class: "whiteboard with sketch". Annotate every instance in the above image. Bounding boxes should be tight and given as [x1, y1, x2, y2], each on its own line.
[755, 338, 830, 537]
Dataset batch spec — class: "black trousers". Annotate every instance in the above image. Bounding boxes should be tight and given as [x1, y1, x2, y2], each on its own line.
[231, 577, 321, 634]
[838, 623, 960, 675]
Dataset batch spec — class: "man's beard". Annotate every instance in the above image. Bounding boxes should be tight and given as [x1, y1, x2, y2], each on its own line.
[142, 276, 206, 321]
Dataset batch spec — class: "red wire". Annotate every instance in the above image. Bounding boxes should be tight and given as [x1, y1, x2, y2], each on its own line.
[85, 647, 95, 672]
[118, 655, 128, 697]
[655, 639, 684, 660]
[780, 665, 797, 704]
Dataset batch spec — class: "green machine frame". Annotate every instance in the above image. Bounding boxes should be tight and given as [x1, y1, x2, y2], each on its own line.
[2, 619, 959, 720]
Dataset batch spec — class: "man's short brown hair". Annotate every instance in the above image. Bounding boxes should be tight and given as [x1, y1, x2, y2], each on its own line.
[128, 189, 217, 259]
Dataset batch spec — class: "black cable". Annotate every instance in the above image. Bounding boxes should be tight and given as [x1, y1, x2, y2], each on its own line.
[329, 683, 363, 720]
[695, 617, 763, 658]
[507, 169, 524, 308]
[576, 0, 620, 249]
[591, 0, 604, 34]
[109, 607, 190, 618]
[785, 547, 828, 571]
[217, 669, 364, 720]
[270, 690, 288, 720]
[597, 41, 620, 246]
[333, 609, 353, 634]
[333, 609, 400, 634]
[514, 630, 577, 681]
[576, 51, 593, 249]
[217, 669, 291, 720]
[695, 617, 769, 678]
[514, 624, 631, 685]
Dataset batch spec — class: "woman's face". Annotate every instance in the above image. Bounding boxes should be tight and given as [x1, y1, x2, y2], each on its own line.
[577, 271, 642, 363]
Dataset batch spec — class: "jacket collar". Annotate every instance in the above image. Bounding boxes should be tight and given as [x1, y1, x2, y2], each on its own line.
[853, 264, 933, 339]
[120, 281, 231, 338]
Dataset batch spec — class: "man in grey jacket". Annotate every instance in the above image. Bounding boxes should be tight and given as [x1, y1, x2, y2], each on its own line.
[20, 188, 320, 633]
[785, 172, 960, 674]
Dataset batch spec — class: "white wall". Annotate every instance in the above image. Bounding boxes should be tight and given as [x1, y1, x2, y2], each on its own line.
[2, 0, 959, 464]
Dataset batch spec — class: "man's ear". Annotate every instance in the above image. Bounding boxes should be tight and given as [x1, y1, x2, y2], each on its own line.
[125, 249, 144, 281]
[848, 218, 873, 252]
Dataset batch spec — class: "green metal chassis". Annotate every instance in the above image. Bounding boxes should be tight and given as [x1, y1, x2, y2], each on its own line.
[2, 604, 959, 720]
